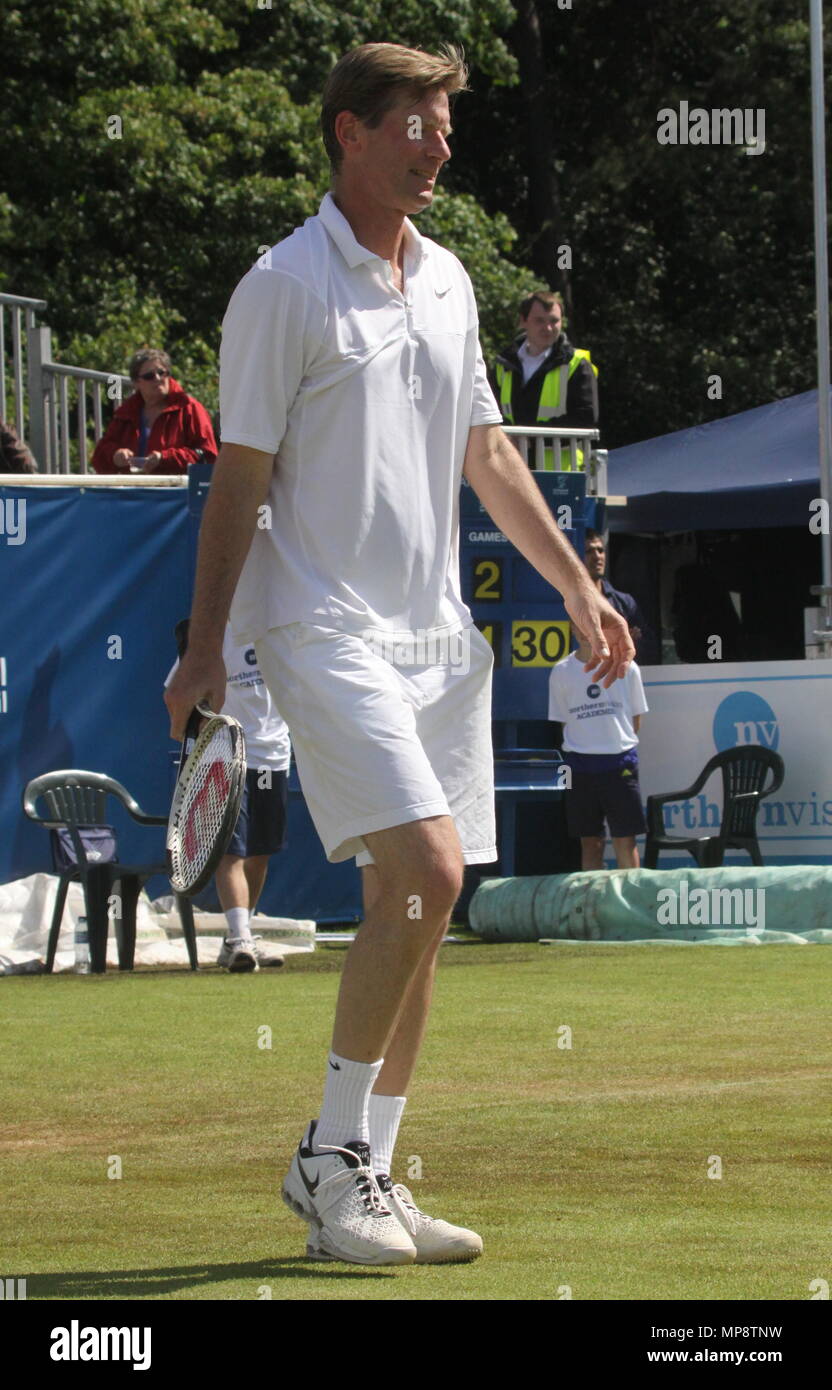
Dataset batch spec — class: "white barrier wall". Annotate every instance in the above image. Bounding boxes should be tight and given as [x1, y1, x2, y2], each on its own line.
[638, 659, 832, 866]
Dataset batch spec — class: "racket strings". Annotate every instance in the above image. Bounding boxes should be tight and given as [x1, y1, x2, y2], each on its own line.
[168, 723, 242, 887]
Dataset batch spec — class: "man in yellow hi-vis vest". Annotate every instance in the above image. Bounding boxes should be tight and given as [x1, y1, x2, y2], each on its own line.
[492, 289, 598, 471]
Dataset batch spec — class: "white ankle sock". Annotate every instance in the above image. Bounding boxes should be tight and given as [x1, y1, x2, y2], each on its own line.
[315, 1053, 384, 1149]
[368, 1093, 407, 1177]
[225, 907, 251, 941]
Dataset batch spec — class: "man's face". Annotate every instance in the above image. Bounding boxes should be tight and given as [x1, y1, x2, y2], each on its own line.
[341, 88, 452, 217]
[584, 536, 606, 580]
[134, 363, 171, 406]
[522, 300, 563, 354]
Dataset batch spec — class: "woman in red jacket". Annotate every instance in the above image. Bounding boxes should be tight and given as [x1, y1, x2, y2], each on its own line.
[91, 349, 217, 474]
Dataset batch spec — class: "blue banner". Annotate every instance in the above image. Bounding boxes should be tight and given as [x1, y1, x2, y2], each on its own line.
[1, 485, 189, 882]
[1, 482, 363, 921]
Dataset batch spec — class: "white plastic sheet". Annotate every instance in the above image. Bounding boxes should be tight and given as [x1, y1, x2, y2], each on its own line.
[0, 874, 315, 974]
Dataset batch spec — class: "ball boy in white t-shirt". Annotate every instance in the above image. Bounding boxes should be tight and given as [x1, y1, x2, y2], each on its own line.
[548, 621, 648, 870]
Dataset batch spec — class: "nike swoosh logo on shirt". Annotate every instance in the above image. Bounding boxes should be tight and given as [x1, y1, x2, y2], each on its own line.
[435, 286, 452, 298]
[329, 1060, 341, 1070]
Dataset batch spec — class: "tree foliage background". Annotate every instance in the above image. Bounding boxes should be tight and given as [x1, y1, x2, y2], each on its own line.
[1, 0, 827, 446]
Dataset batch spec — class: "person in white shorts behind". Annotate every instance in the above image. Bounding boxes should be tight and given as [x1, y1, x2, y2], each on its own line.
[166, 42, 633, 1267]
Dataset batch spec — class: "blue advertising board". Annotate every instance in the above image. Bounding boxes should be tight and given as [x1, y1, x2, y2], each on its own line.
[0, 483, 189, 888]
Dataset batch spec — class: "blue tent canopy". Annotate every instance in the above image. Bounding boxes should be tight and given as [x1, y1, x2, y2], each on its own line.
[606, 388, 828, 531]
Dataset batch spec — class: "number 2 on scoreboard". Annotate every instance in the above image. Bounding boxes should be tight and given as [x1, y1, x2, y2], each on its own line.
[472, 558, 503, 602]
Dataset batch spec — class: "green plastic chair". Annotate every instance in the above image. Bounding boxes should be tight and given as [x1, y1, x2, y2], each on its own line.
[22, 769, 198, 973]
[644, 747, 785, 869]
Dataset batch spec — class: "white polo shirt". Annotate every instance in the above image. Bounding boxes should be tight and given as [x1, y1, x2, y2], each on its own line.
[219, 193, 503, 644]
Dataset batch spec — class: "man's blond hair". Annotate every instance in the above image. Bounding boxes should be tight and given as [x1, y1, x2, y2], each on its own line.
[321, 42, 468, 173]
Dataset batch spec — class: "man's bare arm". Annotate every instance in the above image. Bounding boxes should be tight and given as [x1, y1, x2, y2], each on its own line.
[463, 424, 633, 686]
[164, 442, 274, 737]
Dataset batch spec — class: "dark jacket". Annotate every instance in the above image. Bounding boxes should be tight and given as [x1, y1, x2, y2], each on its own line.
[91, 378, 217, 475]
[602, 577, 659, 665]
[492, 333, 598, 430]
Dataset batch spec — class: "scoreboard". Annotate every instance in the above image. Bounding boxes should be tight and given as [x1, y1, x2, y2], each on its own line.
[460, 471, 587, 728]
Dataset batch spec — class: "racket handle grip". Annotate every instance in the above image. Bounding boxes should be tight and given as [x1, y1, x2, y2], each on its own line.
[184, 707, 203, 744]
[185, 703, 218, 743]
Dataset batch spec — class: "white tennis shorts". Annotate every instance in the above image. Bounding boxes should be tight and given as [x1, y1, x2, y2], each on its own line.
[255, 622, 497, 865]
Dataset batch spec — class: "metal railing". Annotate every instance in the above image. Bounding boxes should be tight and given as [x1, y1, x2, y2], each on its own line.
[0, 473, 187, 487]
[503, 424, 606, 495]
[42, 362, 132, 475]
[0, 291, 131, 473]
[0, 292, 48, 449]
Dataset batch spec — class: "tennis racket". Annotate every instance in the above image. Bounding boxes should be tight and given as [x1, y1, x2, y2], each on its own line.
[166, 702, 247, 895]
[166, 620, 247, 893]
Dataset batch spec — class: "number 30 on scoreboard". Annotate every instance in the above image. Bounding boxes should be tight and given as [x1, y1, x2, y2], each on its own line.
[511, 620, 571, 667]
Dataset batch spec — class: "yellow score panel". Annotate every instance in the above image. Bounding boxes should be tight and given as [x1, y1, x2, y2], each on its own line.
[511, 620, 571, 667]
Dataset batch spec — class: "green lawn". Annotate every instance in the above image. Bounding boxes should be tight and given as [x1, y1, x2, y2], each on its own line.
[1, 942, 829, 1301]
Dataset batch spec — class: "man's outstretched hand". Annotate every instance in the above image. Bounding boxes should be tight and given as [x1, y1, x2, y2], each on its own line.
[564, 587, 635, 687]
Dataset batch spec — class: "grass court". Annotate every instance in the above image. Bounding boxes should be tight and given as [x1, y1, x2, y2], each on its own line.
[2, 940, 828, 1301]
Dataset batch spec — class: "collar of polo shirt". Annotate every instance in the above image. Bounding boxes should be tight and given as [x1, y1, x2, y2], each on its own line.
[318, 192, 429, 271]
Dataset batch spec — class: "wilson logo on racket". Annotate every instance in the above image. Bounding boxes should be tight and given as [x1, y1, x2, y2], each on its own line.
[182, 759, 232, 863]
[168, 706, 247, 896]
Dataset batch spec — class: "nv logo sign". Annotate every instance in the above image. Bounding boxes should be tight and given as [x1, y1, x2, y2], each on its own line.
[713, 692, 779, 752]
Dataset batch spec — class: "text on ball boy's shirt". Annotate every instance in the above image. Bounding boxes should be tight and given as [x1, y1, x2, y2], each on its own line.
[164, 627, 291, 772]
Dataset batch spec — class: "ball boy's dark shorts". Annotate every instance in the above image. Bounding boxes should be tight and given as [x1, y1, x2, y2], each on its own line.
[564, 751, 647, 839]
[226, 768, 288, 858]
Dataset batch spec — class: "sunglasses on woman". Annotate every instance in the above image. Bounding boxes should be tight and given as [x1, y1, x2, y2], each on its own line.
[138, 369, 170, 381]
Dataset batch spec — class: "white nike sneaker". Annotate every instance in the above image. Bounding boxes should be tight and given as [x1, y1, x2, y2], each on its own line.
[217, 935, 285, 971]
[216, 937, 259, 973]
[282, 1122, 416, 1266]
[376, 1174, 483, 1263]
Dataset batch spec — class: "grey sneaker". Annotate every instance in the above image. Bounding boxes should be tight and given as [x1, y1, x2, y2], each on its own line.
[376, 1173, 483, 1263]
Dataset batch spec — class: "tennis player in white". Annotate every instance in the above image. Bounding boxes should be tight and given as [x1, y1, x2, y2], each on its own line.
[166, 42, 633, 1266]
